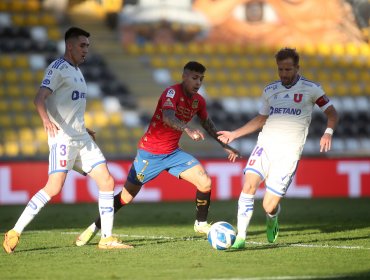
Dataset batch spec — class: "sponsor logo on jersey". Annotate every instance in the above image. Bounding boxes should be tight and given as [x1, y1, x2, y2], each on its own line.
[164, 98, 174, 108]
[47, 70, 53, 76]
[294, 93, 303, 103]
[192, 99, 199, 109]
[42, 79, 50, 85]
[269, 106, 302, 115]
[284, 94, 290, 98]
[71, 90, 86, 100]
[166, 88, 175, 98]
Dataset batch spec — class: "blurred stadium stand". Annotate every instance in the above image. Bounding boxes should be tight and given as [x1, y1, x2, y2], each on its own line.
[0, 0, 369, 160]
[124, 42, 370, 157]
[0, 0, 144, 160]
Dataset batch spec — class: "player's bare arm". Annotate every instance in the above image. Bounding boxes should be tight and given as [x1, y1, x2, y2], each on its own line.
[200, 117, 241, 161]
[218, 114, 268, 144]
[34, 87, 59, 138]
[162, 109, 204, 140]
[86, 127, 96, 141]
[320, 105, 339, 153]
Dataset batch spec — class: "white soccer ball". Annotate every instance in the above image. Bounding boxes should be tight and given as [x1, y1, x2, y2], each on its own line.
[207, 221, 236, 250]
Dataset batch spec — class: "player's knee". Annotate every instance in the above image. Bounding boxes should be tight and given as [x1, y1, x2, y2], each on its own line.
[122, 182, 141, 203]
[100, 174, 115, 191]
[242, 182, 256, 194]
[197, 175, 212, 193]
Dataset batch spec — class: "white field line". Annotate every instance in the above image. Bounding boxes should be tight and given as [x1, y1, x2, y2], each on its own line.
[208, 276, 353, 280]
[51, 230, 370, 251]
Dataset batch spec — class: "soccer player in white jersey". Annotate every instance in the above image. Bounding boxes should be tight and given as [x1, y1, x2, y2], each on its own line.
[217, 48, 338, 249]
[2, 27, 132, 253]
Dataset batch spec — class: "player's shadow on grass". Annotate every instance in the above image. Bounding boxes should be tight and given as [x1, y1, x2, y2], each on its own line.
[17, 245, 74, 253]
[122, 235, 206, 247]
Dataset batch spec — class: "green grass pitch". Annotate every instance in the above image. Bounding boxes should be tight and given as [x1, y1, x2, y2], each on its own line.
[0, 198, 369, 280]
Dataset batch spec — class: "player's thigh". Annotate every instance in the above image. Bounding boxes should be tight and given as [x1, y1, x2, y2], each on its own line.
[48, 134, 78, 174]
[180, 164, 211, 192]
[265, 156, 299, 197]
[126, 150, 165, 185]
[43, 171, 68, 197]
[88, 163, 114, 192]
[76, 138, 106, 174]
[242, 171, 263, 195]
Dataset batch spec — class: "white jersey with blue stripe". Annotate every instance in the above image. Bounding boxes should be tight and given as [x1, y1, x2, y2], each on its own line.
[258, 76, 331, 153]
[40, 58, 87, 139]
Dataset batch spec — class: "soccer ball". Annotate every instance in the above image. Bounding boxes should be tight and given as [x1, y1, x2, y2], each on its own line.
[207, 221, 236, 250]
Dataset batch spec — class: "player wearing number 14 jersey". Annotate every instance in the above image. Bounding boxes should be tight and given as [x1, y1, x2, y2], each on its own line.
[218, 48, 339, 249]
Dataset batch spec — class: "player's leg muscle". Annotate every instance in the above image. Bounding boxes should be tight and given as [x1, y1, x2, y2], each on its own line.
[89, 163, 114, 192]
[180, 164, 211, 192]
[242, 172, 262, 195]
[121, 181, 142, 204]
[43, 172, 68, 197]
[263, 192, 281, 215]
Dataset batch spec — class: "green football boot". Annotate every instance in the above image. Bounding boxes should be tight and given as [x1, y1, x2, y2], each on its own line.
[231, 236, 246, 249]
[266, 215, 279, 243]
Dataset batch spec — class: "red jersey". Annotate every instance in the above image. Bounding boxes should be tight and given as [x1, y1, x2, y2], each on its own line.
[138, 83, 208, 154]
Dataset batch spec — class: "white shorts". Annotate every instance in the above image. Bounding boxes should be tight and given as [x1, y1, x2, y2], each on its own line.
[243, 143, 300, 197]
[48, 133, 106, 175]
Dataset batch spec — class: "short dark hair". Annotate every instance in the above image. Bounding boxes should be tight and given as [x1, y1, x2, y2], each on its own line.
[183, 61, 206, 73]
[65, 27, 90, 42]
[275, 48, 299, 66]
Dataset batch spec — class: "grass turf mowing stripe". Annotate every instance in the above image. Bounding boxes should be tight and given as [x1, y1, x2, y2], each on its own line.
[56, 230, 370, 250]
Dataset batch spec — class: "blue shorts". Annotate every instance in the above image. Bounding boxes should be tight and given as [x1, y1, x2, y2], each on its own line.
[127, 148, 200, 185]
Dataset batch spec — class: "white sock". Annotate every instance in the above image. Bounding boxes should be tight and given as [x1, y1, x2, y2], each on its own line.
[236, 192, 254, 239]
[13, 189, 51, 234]
[98, 191, 114, 238]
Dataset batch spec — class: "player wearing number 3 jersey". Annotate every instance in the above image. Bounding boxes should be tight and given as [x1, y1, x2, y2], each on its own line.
[217, 48, 339, 249]
[2, 27, 130, 254]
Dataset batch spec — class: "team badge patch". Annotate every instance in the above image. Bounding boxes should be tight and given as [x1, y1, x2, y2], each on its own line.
[294, 93, 303, 103]
[192, 99, 199, 109]
[136, 173, 145, 182]
[166, 88, 175, 98]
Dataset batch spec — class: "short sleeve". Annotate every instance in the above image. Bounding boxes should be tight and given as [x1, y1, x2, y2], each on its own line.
[40, 67, 62, 93]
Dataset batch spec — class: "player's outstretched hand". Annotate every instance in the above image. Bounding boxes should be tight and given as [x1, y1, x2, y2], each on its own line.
[217, 130, 235, 144]
[185, 128, 205, 141]
[43, 119, 59, 138]
[224, 146, 242, 162]
[320, 133, 332, 152]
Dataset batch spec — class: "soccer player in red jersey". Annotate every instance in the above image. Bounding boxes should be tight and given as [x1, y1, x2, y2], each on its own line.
[75, 61, 241, 246]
